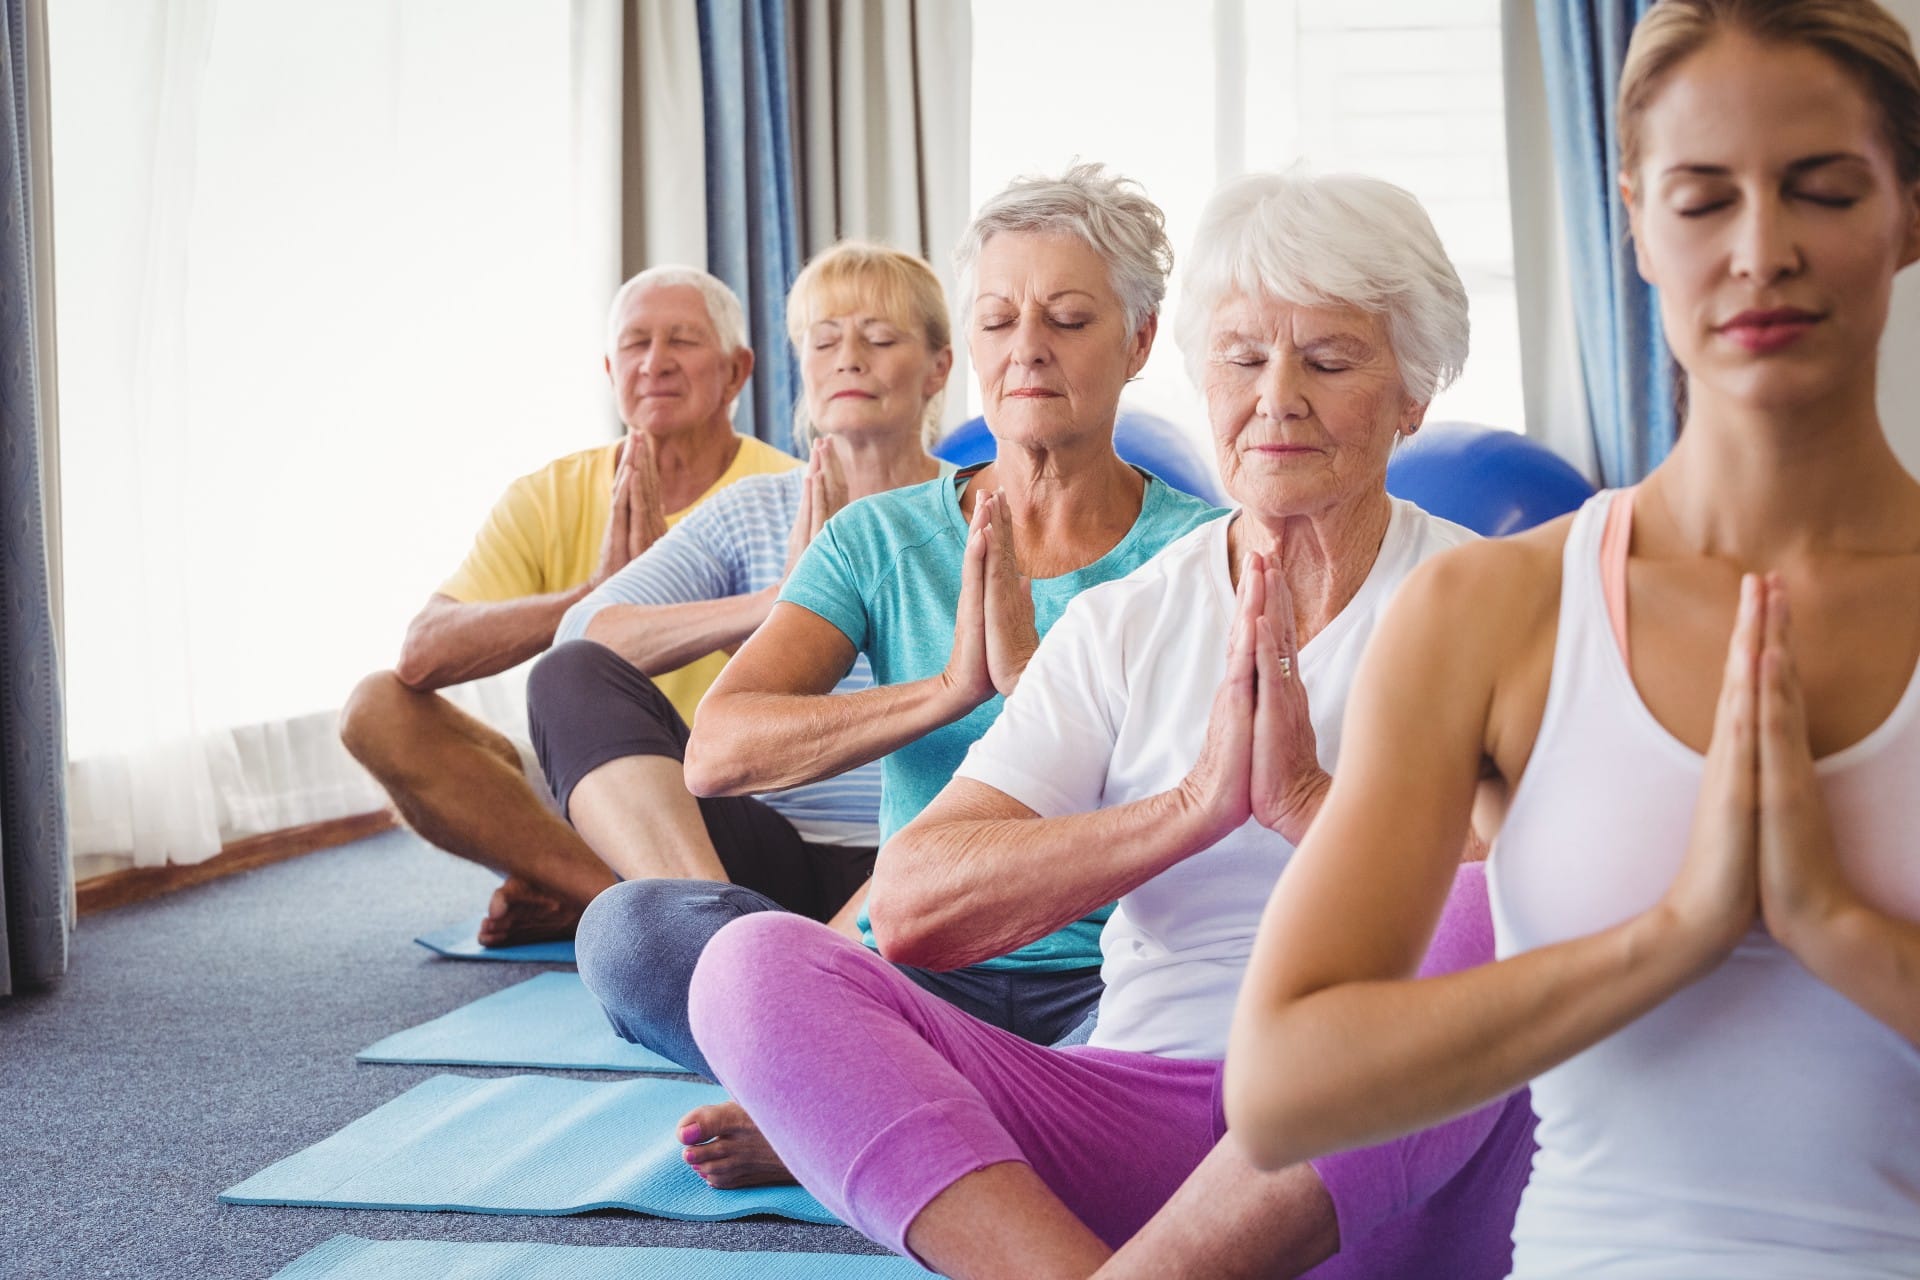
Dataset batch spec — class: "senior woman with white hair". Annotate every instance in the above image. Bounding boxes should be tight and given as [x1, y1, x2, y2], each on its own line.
[684, 170, 1537, 1279]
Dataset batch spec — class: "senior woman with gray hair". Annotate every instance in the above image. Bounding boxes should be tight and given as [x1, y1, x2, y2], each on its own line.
[685, 170, 1536, 1278]
[618, 163, 1220, 1181]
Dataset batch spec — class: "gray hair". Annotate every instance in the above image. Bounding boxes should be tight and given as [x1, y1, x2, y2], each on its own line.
[1174, 170, 1469, 404]
[953, 162, 1173, 334]
[604, 265, 749, 357]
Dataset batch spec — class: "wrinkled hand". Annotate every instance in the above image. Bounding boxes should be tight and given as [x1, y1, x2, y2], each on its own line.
[1177, 553, 1262, 842]
[981, 490, 1039, 696]
[940, 490, 997, 710]
[1754, 575, 1855, 948]
[594, 432, 669, 584]
[783, 439, 849, 580]
[1248, 555, 1329, 843]
[1662, 573, 1764, 972]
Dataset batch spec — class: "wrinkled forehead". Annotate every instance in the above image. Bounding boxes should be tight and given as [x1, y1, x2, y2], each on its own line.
[615, 283, 718, 338]
[1207, 292, 1390, 352]
[971, 229, 1118, 308]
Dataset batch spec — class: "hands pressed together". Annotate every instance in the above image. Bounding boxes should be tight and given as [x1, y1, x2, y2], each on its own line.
[593, 430, 672, 585]
[1667, 573, 1869, 976]
[1180, 551, 1331, 848]
[783, 437, 849, 581]
[941, 486, 1041, 708]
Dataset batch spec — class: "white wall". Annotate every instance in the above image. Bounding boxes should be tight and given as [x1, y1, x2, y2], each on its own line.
[1884, 0, 1920, 477]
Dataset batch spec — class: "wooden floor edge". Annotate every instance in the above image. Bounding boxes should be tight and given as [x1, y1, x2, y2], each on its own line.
[76, 810, 399, 916]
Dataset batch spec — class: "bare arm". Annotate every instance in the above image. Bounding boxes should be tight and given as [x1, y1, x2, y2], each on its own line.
[396, 589, 591, 691]
[582, 588, 777, 675]
[874, 779, 1228, 971]
[682, 601, 984, 797]
[1096, 1142, 1336, 1280]
[1224, 548, 1766, 1171]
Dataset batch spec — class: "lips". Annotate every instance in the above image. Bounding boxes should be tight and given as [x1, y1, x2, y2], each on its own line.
[1716, 308, 1823, 354]
[1006, 388, 1060, 399]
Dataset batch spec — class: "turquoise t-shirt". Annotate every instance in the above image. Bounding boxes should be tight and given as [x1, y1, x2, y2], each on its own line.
[779, 463, 1225, 971]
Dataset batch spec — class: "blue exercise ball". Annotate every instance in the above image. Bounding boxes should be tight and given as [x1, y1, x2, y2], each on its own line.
[1385, 423, 1595, 537]
[934, 410, 1227, 507]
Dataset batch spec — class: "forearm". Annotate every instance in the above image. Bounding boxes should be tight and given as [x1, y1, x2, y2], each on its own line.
[684, 673, 979, 798]
[1226, 905, 1709, 1170]
[872, 787, 1221, 971]
[396, 589, 589, 691]
[1780, 902, 1920, 1046]
[1096, 1146, 1336, 1280]
[824, 877, 869, 942]
[581, 588, 777, 675]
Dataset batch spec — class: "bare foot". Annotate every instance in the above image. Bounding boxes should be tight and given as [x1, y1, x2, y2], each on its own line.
[477, 876, 584, 948]
[678, 1100, 795, 1189]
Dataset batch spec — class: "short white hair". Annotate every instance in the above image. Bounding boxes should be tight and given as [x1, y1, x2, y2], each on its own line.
[1174, 169, 1469, 404]
[604, 265, 749, 357]
[953, 162, 1173, 334]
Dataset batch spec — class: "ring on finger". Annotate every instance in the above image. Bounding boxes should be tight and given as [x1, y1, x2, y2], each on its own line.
[1277, 654, 1292, 679]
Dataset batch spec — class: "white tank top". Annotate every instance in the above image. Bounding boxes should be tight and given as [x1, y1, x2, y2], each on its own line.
[1489, 492, 1920, 1279]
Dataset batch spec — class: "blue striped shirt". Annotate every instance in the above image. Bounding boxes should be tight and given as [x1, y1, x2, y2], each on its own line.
[556, 468, 887, 843]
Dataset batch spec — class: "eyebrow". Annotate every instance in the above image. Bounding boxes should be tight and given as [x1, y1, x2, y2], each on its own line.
[1661, 152, 1870, 178]
[975, 290, 1098, 305]
[1301, 334, 1375, 359]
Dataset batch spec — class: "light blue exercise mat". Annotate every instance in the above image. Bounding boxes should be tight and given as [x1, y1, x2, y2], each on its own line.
[414, 918, 578, 964]
[274, 1235, 927, 1279]
[358, 971, 686, 1073]
[220, 1073, 839, 1224]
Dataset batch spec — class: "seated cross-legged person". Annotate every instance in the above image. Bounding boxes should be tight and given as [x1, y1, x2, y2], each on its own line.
[339, 266, 794, 946]
[586, 163, 1224, 1186]
[685, 171, 1537, 1279]
[531, 242, 958, 1073]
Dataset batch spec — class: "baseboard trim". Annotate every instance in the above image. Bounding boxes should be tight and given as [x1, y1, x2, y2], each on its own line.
[77, 810, 399, 916]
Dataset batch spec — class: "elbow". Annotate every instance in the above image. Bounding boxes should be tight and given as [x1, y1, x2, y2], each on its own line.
[1223, 1014, 1333, 1172]
[867, 890, 939, 969]
[393, 637, 440, 692]
[681, 726, 745, 798]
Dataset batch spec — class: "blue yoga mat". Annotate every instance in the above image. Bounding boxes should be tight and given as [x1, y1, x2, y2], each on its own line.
[274, 1235, 926, 1279]
[221, 1073, 838, 1224]
[415, 917, 577, 963]
[358, 972, 686, 1074]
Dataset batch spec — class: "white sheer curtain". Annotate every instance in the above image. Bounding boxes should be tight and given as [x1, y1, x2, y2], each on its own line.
[52, 0, 624, 877]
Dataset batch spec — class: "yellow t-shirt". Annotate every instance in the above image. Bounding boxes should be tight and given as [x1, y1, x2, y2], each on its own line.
[439, 433, 797, 721]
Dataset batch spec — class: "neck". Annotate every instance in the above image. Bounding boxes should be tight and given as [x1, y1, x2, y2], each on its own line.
[822, 429, 941, 500]
[970, 433, 1148, 576]
[644, 420, 741, 512]
[1646, 374, 1920, 564]
[1228, 488, 1394, 645]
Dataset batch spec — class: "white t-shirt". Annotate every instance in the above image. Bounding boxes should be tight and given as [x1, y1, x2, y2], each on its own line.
[956, 500, 1475, 1058]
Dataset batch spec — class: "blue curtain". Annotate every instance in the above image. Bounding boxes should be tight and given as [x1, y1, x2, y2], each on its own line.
[1536, 0, 1677, 488]
[1, 0, 70, 994]
[697, 0, 803, 453]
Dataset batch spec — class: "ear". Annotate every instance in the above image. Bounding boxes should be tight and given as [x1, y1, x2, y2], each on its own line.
[604, 354, 613, 382]
[1126, 313, 1159, 380]
[1401, 396, 1430, 438]
[1899, 179, 1920, 271]
[925, 346, 955, 399]
[1621, 174, 1657, 284]
[726, 346, 756, 402]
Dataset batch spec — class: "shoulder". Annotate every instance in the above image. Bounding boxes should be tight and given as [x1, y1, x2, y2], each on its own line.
[693, 468, 801, 525]
[1386, 508, 1570, 658]
[731, 434, 803, 477]
[1068, 516, 1222, 630]
[1142, 475, 1230, 531]
[829, 474, 958, 556]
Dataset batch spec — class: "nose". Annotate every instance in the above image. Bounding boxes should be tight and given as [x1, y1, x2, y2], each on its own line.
[1256, 357, 1309, 424]
[1008, 308, 1052, 370]
[834, 332, 867, 375]
[639, 341, 675, 376]
[1731, 193, 1803, 285]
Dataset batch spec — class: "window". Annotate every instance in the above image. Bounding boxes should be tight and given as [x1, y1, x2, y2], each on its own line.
[969, 0, 1521, 444]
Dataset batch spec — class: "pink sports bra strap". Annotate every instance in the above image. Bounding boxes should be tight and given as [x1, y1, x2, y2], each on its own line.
[1600, 487, 1636, 666]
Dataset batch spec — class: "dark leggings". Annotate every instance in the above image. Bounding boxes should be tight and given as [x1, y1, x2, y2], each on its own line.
[526, 639, 874, 919]
[576, 878, 1103, 1078]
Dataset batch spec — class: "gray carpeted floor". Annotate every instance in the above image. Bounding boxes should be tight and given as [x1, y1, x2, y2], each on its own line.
[0, 828, 884, 1279]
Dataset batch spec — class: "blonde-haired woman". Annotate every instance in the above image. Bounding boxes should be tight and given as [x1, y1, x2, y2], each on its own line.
[526, 240, 953, 1076]
[1229, 1, 1920, 1274]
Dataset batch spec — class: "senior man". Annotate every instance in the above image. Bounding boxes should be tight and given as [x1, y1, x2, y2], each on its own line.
[341, 266, 794, 945]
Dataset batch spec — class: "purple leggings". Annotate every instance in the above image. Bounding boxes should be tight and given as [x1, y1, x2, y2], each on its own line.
[689, 864, 1535, 1273]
